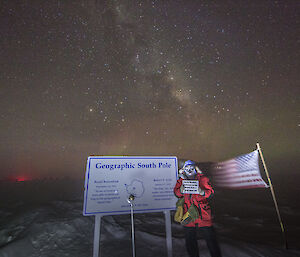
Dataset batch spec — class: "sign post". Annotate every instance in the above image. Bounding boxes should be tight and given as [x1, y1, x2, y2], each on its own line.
[83, 156, 178, 257]
[164, 210, 173, 257]
[93, 215, 102, 257]
[127, 194, 136, 257]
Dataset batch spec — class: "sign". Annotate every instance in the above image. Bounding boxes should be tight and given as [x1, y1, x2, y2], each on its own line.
[182, 180, 200, 194]
[83, 156, 178, 216]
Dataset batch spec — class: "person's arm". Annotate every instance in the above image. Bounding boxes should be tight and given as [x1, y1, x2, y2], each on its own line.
[192, 176, 214, 202]
[174, 178, 184, 198]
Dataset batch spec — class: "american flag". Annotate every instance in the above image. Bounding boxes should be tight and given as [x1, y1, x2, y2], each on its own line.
[212, 150, 268, 189]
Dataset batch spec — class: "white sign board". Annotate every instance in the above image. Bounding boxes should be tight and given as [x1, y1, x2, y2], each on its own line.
[83, 156, 178, 216]
[182, 180, 200, 194]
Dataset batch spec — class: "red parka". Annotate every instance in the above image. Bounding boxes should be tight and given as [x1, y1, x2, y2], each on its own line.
[174, 173, 214, 227]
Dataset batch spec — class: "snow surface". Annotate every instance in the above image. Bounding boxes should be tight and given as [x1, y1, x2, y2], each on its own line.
[0, 178, 299, 257]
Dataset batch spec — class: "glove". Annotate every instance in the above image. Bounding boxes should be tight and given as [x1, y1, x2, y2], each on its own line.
[195, 166, 202, 174]
[181, 204, 199, 225]
[178, 168, 187, 179]
[198, 187, 205, 196]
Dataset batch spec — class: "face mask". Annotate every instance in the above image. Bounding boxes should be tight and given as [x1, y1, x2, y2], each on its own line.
[184, 165, 196, 179]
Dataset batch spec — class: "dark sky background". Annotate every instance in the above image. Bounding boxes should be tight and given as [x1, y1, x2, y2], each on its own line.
[0, 0, 299, 179]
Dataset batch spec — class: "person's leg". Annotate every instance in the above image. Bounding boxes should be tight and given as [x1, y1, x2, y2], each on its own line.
[199, 226, 222, 257]
[184, 226, 199, 257]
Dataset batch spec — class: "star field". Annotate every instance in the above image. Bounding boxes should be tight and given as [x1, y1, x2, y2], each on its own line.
[0, 0, 299, 178]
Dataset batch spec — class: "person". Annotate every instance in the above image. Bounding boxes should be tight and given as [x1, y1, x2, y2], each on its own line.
[174, 160, 222, 257]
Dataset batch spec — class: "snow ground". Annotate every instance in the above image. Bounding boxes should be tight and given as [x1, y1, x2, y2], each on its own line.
[0, 178, 299, 257]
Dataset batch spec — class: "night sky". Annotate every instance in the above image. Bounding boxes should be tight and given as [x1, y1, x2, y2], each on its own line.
[0, 0, 299, 179]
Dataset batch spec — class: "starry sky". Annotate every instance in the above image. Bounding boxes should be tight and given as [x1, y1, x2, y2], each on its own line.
[0, 0, 299, 179]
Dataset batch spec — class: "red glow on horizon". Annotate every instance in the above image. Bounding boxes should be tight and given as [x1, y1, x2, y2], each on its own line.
[7, 175, 33, 182]
[17, 175, 32, 182]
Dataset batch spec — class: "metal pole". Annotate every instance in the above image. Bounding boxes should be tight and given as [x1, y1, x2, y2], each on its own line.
[130, 203, 136, 257]
[128, 195, 136, 257]
[93, 215, 102, 257]
[164, 210, 173, 257]
[256, 143, 288, 249]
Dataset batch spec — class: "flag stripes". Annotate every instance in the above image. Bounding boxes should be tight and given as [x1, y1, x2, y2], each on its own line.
[212, 150, 268, 189]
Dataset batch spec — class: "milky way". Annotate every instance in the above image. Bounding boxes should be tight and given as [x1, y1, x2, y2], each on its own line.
[0, 0, 299, 178]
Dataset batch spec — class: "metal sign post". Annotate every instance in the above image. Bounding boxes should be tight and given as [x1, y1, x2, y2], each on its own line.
[127, 194, 136, 257]
[164, 210, 173, 257]
[93, 215, 102, 257]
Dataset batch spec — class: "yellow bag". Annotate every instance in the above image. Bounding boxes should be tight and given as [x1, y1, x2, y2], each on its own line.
[181, 204, 199, 226]
[174, 198, 185, 223]
[174, 206, 183, 223]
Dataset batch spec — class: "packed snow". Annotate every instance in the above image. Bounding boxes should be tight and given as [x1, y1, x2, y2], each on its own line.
[0, 177, 299, 257]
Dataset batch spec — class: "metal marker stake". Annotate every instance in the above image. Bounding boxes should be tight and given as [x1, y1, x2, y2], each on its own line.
[127, 195, 136, 257]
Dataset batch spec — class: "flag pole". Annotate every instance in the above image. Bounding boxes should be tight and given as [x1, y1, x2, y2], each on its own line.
[256, 142, 288, 249]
